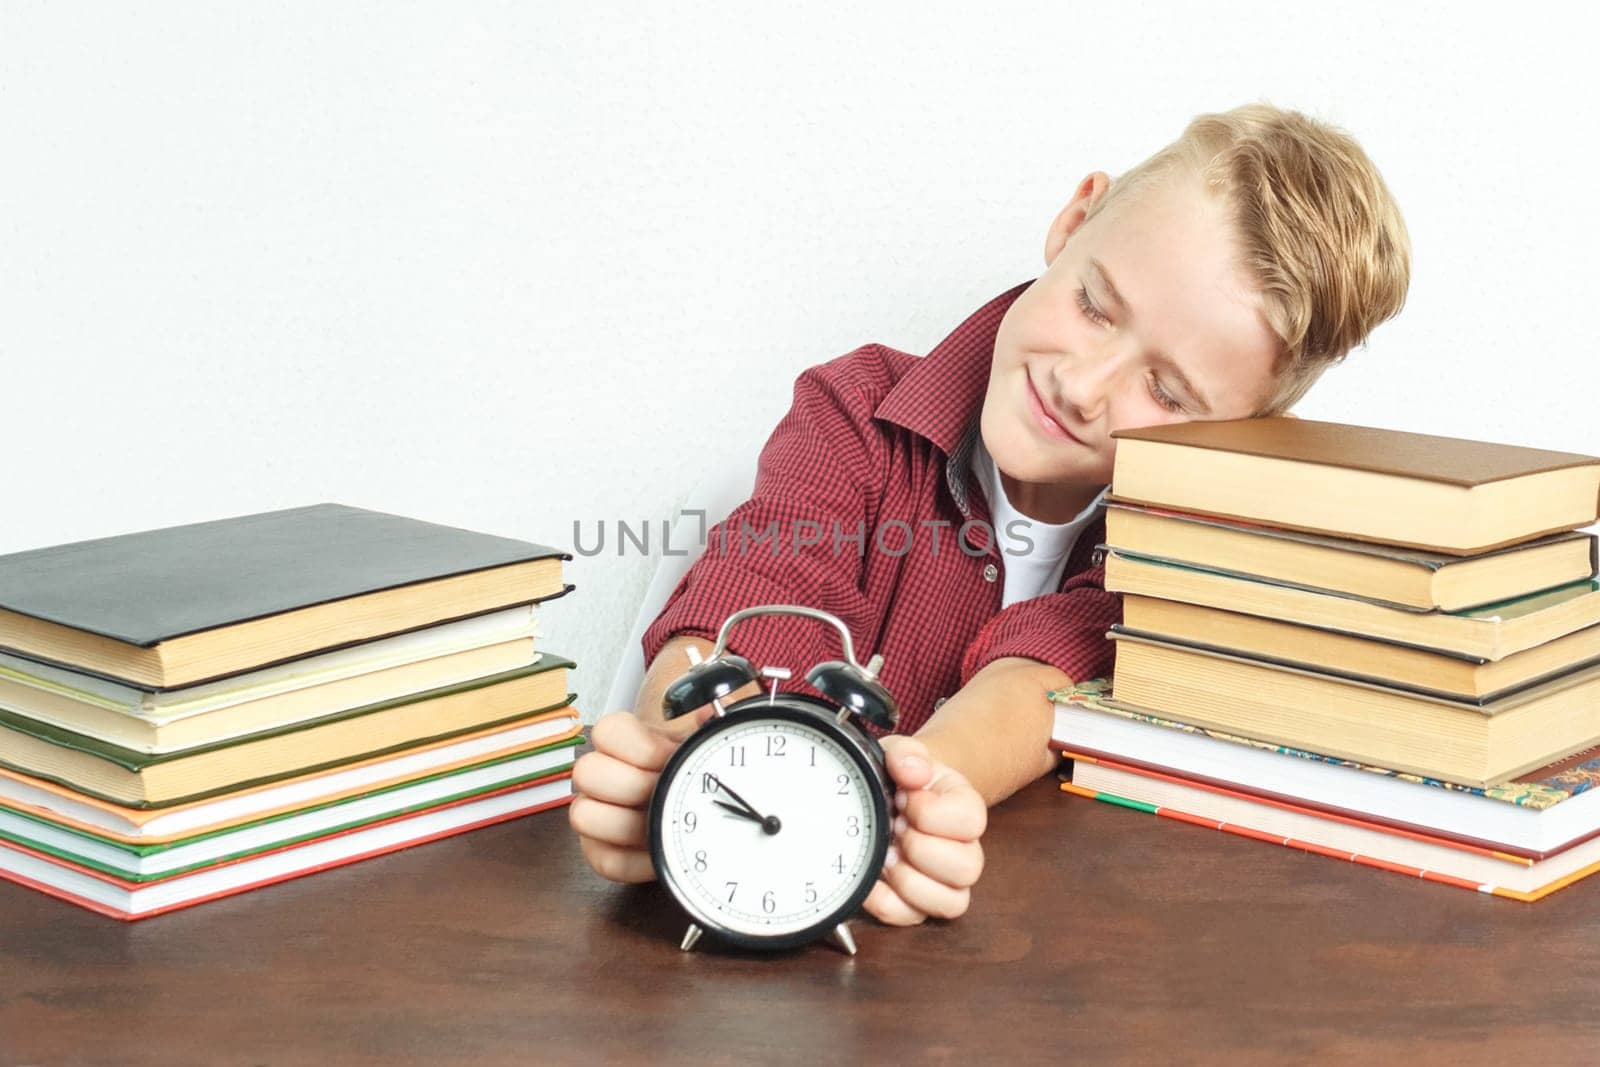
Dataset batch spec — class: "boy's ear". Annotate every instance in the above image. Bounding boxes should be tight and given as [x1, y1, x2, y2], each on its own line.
[1044, 171, 1112, 265]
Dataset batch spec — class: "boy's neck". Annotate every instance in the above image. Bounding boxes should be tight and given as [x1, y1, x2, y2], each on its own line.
[998, 470, 1104, 525]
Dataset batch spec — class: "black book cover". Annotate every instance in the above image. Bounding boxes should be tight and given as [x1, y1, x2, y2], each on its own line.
[0, 504, 572, 646]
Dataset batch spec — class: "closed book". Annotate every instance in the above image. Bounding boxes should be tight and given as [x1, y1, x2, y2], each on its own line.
[1105, 500, 1597, 611]
[0, 656, 575, 807]
[0, 503, 573, 688]
[0, 742, 580, 881]
[1120, 595, 1600, 701]
[1108, 630, 1600, 788]
[1110, 418, 1600, 554]
[1105, 548, 1600, 661]
[0, 712, 581, 844]
[0, 774, 573, 920]
[1051, 688, 1600, 858]
[0, 609, 543, 753]
[1064, 760, 1600, 902]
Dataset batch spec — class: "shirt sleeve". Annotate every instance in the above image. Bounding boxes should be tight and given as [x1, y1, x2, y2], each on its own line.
[639, 348, 888, 686]
[956, 564, 1122, 687]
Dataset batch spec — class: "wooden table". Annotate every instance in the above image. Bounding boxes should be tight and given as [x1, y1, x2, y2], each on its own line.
[5, 767, 1600, 1065]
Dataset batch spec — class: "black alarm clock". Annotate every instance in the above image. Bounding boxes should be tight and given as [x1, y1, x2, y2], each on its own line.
[647, 604, 899, 955]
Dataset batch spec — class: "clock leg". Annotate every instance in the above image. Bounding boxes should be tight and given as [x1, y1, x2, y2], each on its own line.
[680, 923, 704, 952]
[826, 922, 857, 957]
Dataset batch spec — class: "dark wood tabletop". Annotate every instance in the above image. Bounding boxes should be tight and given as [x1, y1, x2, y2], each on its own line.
[5, 761, 1600, 1066]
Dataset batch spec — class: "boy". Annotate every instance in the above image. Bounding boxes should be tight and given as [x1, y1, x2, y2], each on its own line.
[570, 103, 1411, 925]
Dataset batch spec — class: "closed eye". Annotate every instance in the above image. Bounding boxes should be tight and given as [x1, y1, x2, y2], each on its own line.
[1075, 285, 1110, 326]
[1147, 372, 1184, 413]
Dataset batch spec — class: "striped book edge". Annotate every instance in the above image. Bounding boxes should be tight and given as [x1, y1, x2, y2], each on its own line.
[1058, 779, 1600, 903]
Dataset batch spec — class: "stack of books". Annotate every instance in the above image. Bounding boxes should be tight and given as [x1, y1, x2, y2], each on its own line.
[1053, 417, 1600, 900]
[0, 504, 579, 919]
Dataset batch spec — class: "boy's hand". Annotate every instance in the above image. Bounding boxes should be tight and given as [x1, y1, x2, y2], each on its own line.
[569, 707, 713, 884]
[863, 735, 987, 926]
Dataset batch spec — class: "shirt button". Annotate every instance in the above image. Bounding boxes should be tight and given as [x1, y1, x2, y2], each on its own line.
[934, 697, 948, 709]
[982, 563, 999, 583]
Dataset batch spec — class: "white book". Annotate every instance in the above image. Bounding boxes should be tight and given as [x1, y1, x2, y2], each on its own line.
[1072, 760, 1600, 900]
[1054, 701, 1600, 857]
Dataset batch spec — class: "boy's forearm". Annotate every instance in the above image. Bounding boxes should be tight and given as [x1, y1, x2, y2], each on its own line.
[914, 656, 1068, 807]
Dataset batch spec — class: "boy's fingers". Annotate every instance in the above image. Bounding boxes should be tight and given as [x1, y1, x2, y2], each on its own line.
[577, 835, 656, 884]
[863, 878, 927, 927]
[568, 795, 648, 849]
[589, 712, 684, 771]
[901, 775, 987, 841]
[896, 826, 985, 889]
[879, 735, 937, 792]
[571, 751, 659, 808]
[880, 854, 972, 921]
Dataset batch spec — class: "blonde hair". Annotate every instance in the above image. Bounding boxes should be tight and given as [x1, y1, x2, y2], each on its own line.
[1089, 103, 1411, 414]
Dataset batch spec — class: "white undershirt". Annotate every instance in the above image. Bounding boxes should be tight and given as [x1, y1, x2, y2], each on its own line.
[970, 434, 1107, 608]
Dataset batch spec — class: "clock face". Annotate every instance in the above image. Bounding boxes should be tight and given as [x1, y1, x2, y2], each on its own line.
[650, 703, 888, 945]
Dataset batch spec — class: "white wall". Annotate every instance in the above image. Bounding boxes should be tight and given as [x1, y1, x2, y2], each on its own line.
[3, 1, 1595, 720]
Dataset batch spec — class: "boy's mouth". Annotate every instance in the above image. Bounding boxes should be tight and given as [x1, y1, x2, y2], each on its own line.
[1024, 371, 1087, 447]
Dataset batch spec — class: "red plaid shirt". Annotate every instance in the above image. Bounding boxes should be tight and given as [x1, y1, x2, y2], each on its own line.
[641, 282, 1120, 735]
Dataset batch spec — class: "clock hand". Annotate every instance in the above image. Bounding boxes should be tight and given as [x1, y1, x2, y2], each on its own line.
[712, 799, 765, 823]
[706, 775, 782, 836]
[708, 775, 766, 820]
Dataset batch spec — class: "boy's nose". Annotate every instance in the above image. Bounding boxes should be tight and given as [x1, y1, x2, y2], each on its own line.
[1053, 352, 1118, 426]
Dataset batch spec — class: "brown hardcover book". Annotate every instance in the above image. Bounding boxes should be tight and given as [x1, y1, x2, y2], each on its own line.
[1103, 548, 1600, 661]
[1105, 501, 1597, 611]
[1111, 418, 1600, 555]
[1120, 594, 1600, 701]
[1108, 630, 1600, 789]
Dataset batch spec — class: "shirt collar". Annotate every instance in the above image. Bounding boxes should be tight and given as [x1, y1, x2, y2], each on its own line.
[873, 281, 1032, 456]
[874, 280, 1033, 519]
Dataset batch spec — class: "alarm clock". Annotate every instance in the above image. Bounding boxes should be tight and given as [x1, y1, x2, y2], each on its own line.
[646, 604, 899, 955]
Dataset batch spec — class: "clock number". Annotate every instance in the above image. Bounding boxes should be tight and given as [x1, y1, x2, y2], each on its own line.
[766, 735, 786, 758]
[832, 854, 845, 875]
[804, 881, 818, 904]
[701, 773, 717, 794]
[682, 811, 697, 833]
[762, 890, 776, 915]
[836, 773, 850, 795]
[809, 746, 817, 767]
[694, 850, 708, 872]
[845, 815, 860, 838]
[724, 881, 738, 902]
[729, 745, 747, 768]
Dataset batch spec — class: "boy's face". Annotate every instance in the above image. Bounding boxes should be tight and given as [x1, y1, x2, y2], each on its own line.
[980, 172, 1283, 519]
